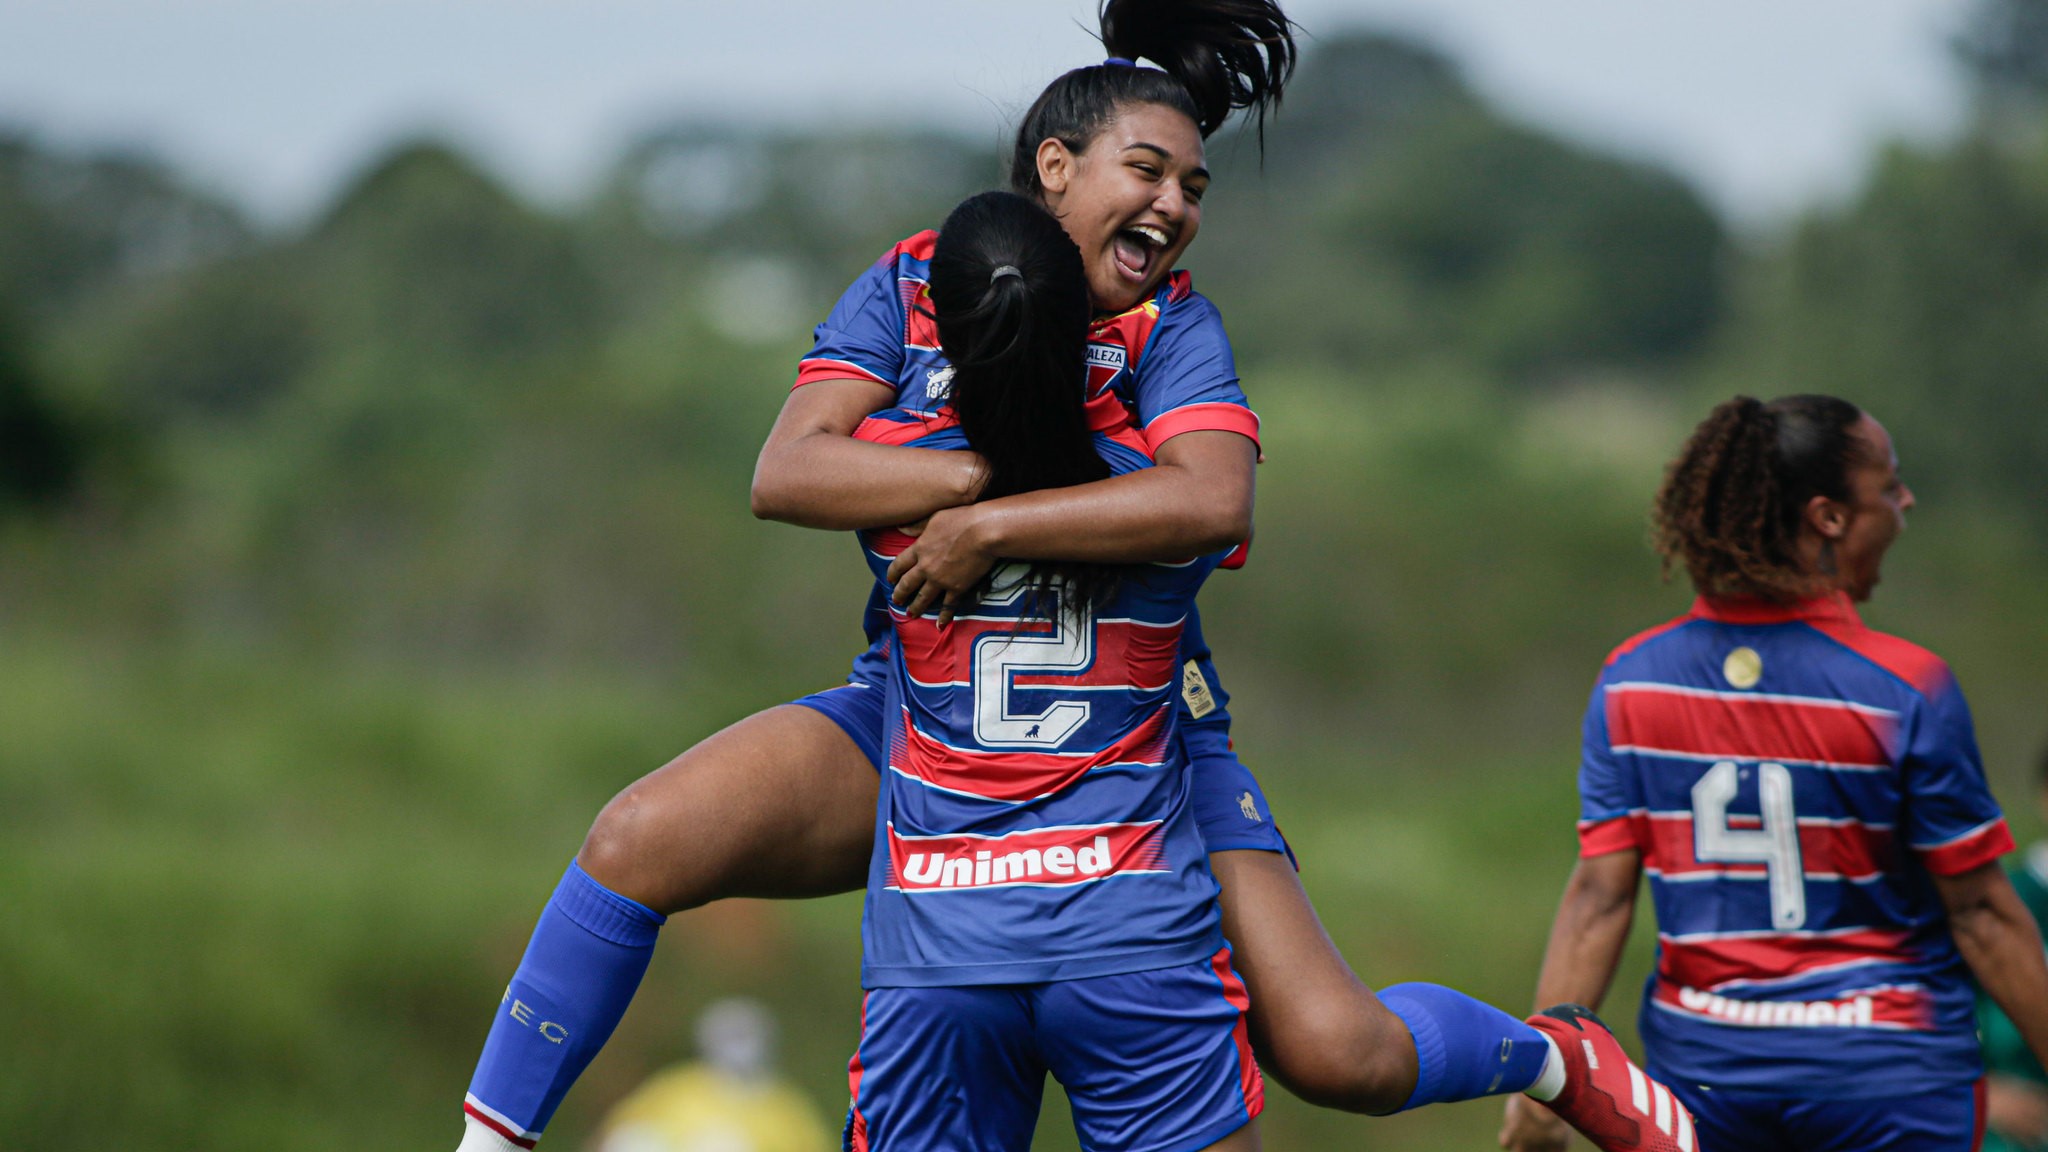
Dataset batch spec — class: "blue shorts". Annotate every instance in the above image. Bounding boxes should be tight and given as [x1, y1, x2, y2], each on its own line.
[844, 950, 1263, 1152]
[1665, 1074, 1985, 1152]
[793, 684, 1293, 859]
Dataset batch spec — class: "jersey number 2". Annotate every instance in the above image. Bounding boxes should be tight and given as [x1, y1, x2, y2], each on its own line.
[972, 570, 1095, 749]
[1692, 760, 1807, 930]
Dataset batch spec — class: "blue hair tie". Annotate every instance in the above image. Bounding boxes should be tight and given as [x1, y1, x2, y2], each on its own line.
[1103, 56, 1136, 67]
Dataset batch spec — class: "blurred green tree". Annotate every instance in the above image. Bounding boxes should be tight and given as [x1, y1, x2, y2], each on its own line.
[306, 141, 602, 372]
[1955, 0, 2048, 113]
[1198, 33, 1725, 380]
[0, 132, 249, 320]
[0, 309, 79, 509]
[1726, 132, 2048, 534]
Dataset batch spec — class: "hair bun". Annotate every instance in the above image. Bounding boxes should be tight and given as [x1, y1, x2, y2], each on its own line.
[1099, 0, 1296, 138]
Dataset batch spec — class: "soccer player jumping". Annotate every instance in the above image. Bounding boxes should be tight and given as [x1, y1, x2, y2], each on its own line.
[1502, 395, 2048, 1152]
[453, 3, 1697, 1149]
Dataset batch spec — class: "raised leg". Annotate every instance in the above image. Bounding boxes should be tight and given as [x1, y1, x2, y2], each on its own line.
[1210, 850, 1554, 1116]
[459, 704, 880, 1150]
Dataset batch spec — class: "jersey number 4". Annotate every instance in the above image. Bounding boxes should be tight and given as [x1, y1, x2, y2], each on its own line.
[972, 571, 1095, 749]
[1692, 760, 1807, 930]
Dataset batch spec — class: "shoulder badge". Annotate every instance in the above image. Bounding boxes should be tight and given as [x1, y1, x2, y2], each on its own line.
[1181, 659, 1217, 719]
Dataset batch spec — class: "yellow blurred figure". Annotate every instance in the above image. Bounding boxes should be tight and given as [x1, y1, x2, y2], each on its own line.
[587, 999, 834, 1152]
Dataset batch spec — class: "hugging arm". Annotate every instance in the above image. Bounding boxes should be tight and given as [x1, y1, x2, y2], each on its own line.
[750, 377, 986, 530]
[886, 428, 1255, 618]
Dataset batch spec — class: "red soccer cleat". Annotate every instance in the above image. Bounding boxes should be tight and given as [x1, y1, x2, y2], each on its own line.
[1525, 1004, 1698, 1152]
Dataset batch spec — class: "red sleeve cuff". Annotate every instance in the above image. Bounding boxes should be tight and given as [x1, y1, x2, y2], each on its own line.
[793, 358, 891, 391]
[1917, 818, 2015, 876]
[1141, 402, 1261, 453]
[1578, 815, 1643, 858]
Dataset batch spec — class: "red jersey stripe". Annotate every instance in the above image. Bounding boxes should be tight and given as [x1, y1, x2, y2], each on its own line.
[1635, 812, 1899, 880]
[1917, 818, 2014, 877]
[1579, 814, 1644, 858]
[852, 410, 960, 447]
[1209, 947, 1266, 1120]
[1604, 612, 1696, 668]
[894, 614, 1182, 692]
[845, 992, 871, 1152]
[1657, 926, 1918, 990]
[794, 357, 892, 389]
[1606, 683, 1898, 768]
[1143, 402, 1262, 452]
[890, 704, 1173, 802]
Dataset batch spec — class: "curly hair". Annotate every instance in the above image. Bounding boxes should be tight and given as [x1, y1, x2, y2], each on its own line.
[1652, 394, 1866, 601]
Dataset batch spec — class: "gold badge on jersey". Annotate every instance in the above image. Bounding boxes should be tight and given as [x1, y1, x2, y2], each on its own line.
[1181, 660, 1218, 719]
[1723, 646, 1764, 690]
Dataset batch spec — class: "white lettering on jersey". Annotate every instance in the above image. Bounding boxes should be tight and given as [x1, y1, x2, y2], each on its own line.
[1673, 985, 1877, 1027]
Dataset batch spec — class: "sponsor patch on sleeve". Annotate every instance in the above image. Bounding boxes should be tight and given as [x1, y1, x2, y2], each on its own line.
[1181, 659, 1217, 719]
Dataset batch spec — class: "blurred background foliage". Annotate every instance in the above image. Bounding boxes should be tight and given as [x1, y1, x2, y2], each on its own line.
[4, 8, 2048, 1150]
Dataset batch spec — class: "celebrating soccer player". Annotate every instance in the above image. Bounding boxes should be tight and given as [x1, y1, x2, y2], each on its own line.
[1500, 395, 2048, 1152]
[454, 4, 1694, 1149]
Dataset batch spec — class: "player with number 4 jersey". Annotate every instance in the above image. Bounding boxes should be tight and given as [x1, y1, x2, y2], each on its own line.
[1504, 395, 2048, 1152]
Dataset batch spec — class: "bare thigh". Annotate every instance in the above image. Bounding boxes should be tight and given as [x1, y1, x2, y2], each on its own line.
[576, 704, 879, 914]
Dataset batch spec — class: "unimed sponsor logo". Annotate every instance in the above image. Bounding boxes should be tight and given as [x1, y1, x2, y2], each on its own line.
[1672, 985, 1876, 1027]
[886, 821, 1165, 893]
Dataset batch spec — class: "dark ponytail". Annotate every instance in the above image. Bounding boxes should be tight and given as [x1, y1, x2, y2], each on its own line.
[1653, 394, 1867, 601]
[928, 191, 1118, 610]
[1010, 0, 1296, 198]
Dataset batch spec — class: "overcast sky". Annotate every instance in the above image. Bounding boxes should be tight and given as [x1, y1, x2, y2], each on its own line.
[0, 0, 1969, 226]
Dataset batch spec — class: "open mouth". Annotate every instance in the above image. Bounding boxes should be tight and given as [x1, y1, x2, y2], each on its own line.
[1112, 224, 1171, 285]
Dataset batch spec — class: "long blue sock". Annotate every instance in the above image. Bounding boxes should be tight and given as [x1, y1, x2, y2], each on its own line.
[464, 861, 666, 1146]
[1378, 983, 1552, 1111]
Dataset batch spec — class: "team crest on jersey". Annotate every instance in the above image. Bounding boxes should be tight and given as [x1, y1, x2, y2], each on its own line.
[1086, 342, 1127, 396]
[1723, 646, 1763, 689]
[925, 366, 955, 400]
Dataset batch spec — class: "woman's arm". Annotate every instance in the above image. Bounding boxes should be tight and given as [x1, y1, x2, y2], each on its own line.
[1500, 850, 1643, 1152]
[1938, 861, 2048, 1068]
[1528, 850, 1643, 1011]
[750, 378, 985, 530]
[887, 429, 1256, 618]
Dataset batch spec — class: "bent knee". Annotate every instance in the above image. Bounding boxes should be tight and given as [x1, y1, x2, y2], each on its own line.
[577, 783, 687, 910]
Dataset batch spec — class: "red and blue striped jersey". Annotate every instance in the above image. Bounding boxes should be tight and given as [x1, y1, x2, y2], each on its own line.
[1578, 592, 2012, 1093]
[795, 230, 1262, 452]
[851, 410, 1228, 987]
[798, 230, 1259, 750]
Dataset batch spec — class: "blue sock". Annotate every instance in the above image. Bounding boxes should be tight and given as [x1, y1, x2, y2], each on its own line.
[1378, 983, 1552, 1111]
[464, 862, 666, 1145]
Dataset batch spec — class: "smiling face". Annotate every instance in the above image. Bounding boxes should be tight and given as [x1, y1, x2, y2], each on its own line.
[1033, 102, 1209, 315]
[1806, 415, 1915, 602]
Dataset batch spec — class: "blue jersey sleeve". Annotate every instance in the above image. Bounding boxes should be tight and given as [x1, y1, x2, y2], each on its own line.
[1577, 674, 1644, 857]
[1174, 604, 1232, 732]
[842, 581, 893, 688]
[794, 253, 906, 391]
[1901, 677, 2013, 875]
[1128, 289, 1261, 451]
